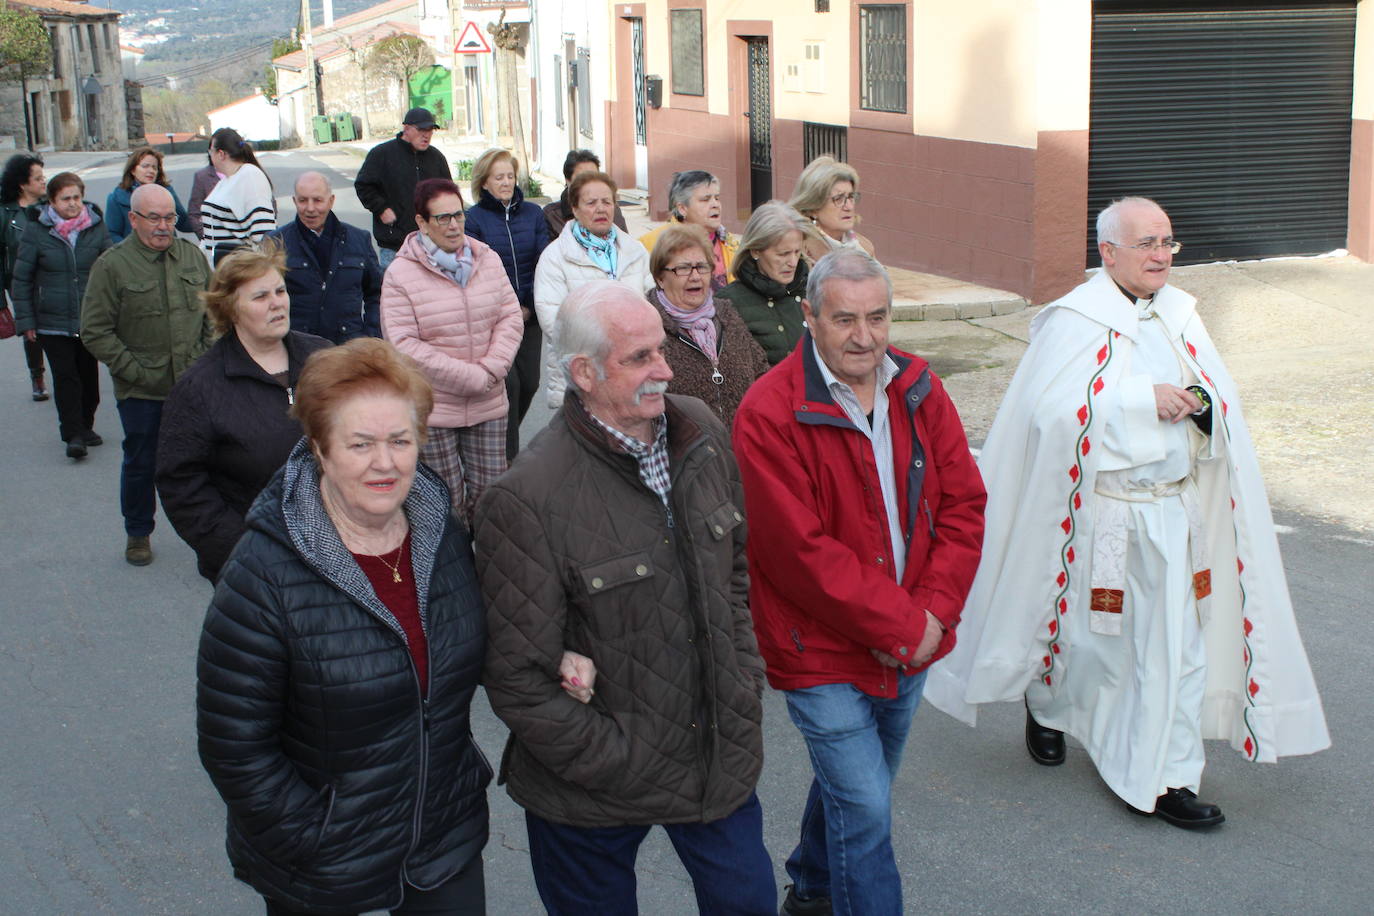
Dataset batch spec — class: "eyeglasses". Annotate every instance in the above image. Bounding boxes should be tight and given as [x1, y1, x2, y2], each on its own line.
[425, 211, 465, 226]
[1106, 238, 1183, 254]
[829, 191, 860, 207]
[665, 263, 711, 278]
[131, 211, 176, 225]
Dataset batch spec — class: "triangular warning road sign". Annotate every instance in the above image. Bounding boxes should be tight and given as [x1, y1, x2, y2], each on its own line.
[455, 21, 492, 54]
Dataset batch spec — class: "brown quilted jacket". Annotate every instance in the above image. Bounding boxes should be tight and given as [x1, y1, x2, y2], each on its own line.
[475, 393, 766, 827]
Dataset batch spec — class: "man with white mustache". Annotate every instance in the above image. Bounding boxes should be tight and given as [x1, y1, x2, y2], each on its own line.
[81, 183, 214, 566]
[475, 280, 776, 914]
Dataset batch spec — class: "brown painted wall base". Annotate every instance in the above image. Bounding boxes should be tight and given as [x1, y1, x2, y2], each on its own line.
[635, 102, 1081, 300]
[1032, 130, 1089, 303]
[644, 106, 739, 221]
[1348, 118, 1374, 262]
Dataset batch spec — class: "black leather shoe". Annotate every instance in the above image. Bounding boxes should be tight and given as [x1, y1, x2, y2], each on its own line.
[82, 429, 103, 447]
[66, 437, 87, 460]
[1025, 703, 1065, 766]
[780, 884, 832, 916]
[1147, 787, 1225, 829]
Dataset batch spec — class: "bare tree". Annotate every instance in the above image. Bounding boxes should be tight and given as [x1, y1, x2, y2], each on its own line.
[143, 78, 238, 135]
[368, 34, 433, 120]
[488, 13, 531, 190]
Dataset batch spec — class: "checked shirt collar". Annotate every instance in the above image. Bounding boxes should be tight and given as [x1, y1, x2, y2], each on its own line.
[590, 412, 672, 513]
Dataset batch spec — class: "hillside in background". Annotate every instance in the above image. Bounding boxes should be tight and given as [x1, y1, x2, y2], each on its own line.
[112, 0, 378, 88]
[105, 0, 381, 133]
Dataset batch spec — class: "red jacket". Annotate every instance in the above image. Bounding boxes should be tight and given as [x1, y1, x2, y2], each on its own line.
[732, 337, 986, 697]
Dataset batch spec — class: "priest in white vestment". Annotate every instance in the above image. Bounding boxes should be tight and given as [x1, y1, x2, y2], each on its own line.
[926, 197, 1329, 829]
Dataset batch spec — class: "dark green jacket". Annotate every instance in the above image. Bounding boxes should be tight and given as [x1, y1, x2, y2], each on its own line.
[80, 233, 214, 400]
[716, 254, 809, 366]
[11, 202, 112, 336]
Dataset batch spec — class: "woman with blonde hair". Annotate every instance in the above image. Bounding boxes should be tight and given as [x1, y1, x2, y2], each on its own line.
[105, 146, 192, 243]
[717, 200, 811, 366]
[788, 155, 875, 263]
[156, 240, 331, 580]
[463, 148, 550, 458]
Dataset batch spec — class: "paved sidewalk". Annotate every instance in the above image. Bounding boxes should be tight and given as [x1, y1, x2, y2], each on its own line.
[888, 254, 1374, 534]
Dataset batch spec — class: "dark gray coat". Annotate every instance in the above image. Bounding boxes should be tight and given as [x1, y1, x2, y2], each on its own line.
[11, 203, 112, 335]
[197, 444, 490, 911]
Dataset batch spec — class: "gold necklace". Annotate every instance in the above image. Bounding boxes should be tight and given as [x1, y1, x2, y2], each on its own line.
[375, 542, 405, 584]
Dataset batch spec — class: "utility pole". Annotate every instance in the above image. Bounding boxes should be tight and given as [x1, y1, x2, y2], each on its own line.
[302, 0, 319, 146]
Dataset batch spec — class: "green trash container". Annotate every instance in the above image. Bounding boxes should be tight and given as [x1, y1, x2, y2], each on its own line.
[333, 112, 356, 141]
[311, 115, 334, 144]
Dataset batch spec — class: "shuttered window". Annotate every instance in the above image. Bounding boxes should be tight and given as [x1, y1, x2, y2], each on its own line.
[1088, 2, 1357, 263]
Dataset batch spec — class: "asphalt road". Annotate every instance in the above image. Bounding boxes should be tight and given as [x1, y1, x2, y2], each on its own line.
[1, 150, 1370, 914]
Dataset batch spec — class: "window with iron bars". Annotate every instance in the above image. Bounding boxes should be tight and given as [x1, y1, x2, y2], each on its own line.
[816, 0, 830, 11]
[859, 5, 907, 114]
[803, 122, 848, 166]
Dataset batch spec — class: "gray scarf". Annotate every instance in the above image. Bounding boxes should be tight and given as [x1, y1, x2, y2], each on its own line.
[419, 233, 474, 287]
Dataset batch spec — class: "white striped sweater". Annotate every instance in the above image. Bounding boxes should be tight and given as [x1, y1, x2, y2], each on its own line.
[199, 163, 276, 258]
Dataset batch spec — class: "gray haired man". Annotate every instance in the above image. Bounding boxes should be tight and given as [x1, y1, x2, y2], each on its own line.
[474, 280, 776, 914]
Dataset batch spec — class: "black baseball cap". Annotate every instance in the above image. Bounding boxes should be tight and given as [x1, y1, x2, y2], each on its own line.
[403, 107, 439, 129]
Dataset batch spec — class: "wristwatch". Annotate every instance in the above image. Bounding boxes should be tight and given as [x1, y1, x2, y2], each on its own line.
[1186, 385, 1211, 415]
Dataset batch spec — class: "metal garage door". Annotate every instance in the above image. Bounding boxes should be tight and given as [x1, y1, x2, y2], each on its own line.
[1088, 2, 1357, 264]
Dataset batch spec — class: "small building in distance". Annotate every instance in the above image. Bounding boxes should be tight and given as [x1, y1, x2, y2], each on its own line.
[271, 0, 423, 146]
[207, 89, 281, 144]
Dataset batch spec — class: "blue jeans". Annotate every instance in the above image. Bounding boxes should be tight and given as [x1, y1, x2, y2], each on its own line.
[524, 793, 776, 916]
[117, 397, 163, 537]
[378, 247, 397, 271]
[783, 671, 928, 916]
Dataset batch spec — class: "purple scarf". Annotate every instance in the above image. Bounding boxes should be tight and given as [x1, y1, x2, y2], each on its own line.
[655, 288, 718, 362]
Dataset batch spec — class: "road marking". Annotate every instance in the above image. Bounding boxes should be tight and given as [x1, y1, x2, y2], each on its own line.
[1332, 533, 1374, 547]
[1273, 524, 1294, 534]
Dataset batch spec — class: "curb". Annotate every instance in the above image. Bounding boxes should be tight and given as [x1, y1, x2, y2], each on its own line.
[892, 296, 1027, 321]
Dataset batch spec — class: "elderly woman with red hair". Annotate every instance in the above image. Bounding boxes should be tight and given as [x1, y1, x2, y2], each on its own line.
[196, 338, 491, 915]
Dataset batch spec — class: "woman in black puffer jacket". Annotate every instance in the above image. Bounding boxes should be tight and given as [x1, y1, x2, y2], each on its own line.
[196, 339, 492, 915]
[463, 148, 550, 459]
[156, 243, 332, 583]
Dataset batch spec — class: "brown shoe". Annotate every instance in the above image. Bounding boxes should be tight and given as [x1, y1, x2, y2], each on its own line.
[125, 536, 153, 566]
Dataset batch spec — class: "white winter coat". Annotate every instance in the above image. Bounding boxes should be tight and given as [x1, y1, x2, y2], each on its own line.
[532, 222, 653, 407]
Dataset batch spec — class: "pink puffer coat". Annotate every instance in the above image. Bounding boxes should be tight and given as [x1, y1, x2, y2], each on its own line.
[381, 232, 524, 428]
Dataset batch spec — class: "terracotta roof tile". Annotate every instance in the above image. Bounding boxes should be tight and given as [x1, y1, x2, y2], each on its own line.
[7, 0, 120, 19]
